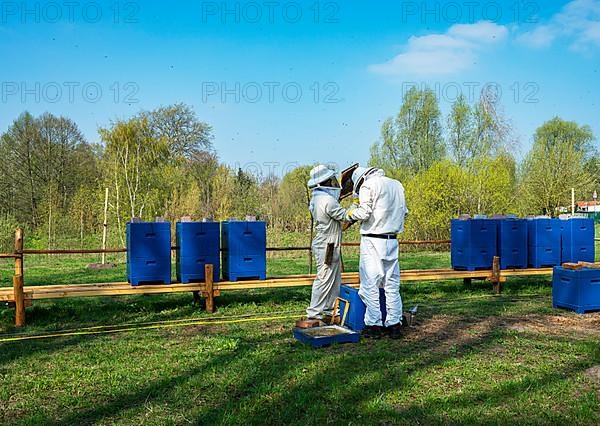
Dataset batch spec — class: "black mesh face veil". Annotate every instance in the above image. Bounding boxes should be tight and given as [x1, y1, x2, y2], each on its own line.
[329, 176, 340, 188]
[318, 176, 340, 189]
[354, 167, 377, 194]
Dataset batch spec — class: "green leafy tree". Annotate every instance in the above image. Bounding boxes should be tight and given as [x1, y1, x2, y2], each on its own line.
[232, 168, 261, 218]
[100, 116, 168, 242]
[468, 153, 517, 215]
[141, 103, 214, 160]
[447, 94, 474, 168]
[404, 161, 470, 240]
[447, 90, 514, 170]
[0, 112, 98, 228]
[211, 165, 236, 221]
[370, 87, 445, 177]
[274, 165, 312, 232]
[520, 117, 596, 216]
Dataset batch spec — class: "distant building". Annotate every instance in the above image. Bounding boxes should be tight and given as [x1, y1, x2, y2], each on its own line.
[577, 201, 600, 213]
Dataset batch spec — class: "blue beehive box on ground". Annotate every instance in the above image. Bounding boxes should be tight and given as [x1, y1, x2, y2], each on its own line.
[560, 218, 595, 263]
[451, 219, 497, 271]
[527, 218, 561, 268]
[552, 266, 600, 314]
[221, 221, 267, 281]
[338, 285, 387, 331]
[176, 222, 220, 283]
[126, 222, 171, 286]
[492, 218, 528, 269]
[293, 326, 360, 348]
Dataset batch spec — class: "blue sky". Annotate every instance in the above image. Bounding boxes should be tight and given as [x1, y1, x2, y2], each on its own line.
[1, 0, 599, 176]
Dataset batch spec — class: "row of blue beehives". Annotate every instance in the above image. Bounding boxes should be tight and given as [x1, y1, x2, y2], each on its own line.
[126, 221, 267, 286]
[451, 217, 596, 271]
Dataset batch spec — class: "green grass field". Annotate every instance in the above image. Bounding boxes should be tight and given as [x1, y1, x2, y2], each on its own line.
[0, 246, 599, 424]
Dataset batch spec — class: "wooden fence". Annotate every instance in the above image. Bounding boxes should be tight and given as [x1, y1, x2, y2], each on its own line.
[2, 230, 595, 327]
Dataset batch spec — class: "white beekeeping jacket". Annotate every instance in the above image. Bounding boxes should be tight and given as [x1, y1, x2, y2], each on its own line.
[350, 170, 408, 235]
[309, 188, 347, 249]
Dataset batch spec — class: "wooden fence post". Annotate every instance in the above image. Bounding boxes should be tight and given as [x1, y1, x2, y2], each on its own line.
[101, 187, 109, 265]
[204, 264, 215, 313]
[492, 256, 503, 294]
[14, 228, 25, 327]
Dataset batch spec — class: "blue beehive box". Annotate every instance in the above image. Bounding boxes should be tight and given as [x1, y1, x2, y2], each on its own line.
[493, 219, 528, 269]
[552, 266, 600, 314]
[560, 218, 595, 263]
[221, 221, 267, 281]
[527, 218, 561, 268]
[176, 222, 220, 283]
[293, 326, 360, 348]
[529, 246, 561, 269]
[338, 285, 387, 331]
[451, 219, 497, 270]
[126, 222, 171, 286]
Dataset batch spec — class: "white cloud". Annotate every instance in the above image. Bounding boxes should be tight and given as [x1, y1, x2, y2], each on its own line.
[408, 34, 472, 51]
[369, 49, 475, 76]
[369, 21, 507, 77]
[517, 25, 557, 48]
[518, 0, 600, 50]
[448, 21, 509, 43]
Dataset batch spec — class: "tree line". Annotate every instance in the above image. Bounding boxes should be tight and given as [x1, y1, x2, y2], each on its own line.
[370, 87, 598, 240]
[0, 91, 597, 251]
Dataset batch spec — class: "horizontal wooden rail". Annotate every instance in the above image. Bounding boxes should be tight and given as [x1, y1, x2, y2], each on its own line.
[6, 233, 595, 257]
[266, 247, 310, 251]
[10, 235, 593, 256]
[22, 248, 128, 255]
[0, 254, 19, 259]
[342, 239, 451, 247]
[16, 240, 452, 256]
[0, 268, 554, 303]
[14, 236, 598, 255]
[20, 247, 306, 255]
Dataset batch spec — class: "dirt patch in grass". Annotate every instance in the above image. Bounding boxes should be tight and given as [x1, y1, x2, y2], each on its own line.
[179, 325, 211, 336]
[400, 315, 508, 354]
[177, 324, 227, 336]
[401, 311, 599, 354]
[506, 313, 600, 338]
[261, 323, 289, 334]
[409, 311, 599, 337]
[584, 366, 600, 383]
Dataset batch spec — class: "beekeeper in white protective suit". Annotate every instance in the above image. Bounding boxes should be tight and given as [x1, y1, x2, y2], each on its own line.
[347, 167, 408, 339]
[306, 165, 349, 321]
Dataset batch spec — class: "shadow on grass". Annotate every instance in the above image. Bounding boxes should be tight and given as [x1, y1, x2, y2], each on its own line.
[43, 299, 593, 425]
[193, 310, 592, 425]
[0, 272, 553, 340]
[386, 366, 596, 424]
[48, 332, 280, 425]
[0, 334, 108, 369]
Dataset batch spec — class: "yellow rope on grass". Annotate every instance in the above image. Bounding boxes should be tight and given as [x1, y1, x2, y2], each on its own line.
[0, 314, 298, 343]
[0, 310, 304, 337]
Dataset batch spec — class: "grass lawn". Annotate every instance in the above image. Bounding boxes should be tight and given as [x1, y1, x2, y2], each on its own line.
[0, 249, 599, 424]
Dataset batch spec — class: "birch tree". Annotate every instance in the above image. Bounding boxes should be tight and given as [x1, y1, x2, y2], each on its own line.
[370, 87, 445, 177]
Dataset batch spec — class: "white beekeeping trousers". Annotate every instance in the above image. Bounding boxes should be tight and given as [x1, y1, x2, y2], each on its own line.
[358, 237, 403, 327]
[306, 245, 342, 319]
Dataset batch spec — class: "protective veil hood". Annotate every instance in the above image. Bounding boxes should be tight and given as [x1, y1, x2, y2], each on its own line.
[313, 186, 341, 200]
[352, 167, 383, 195]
